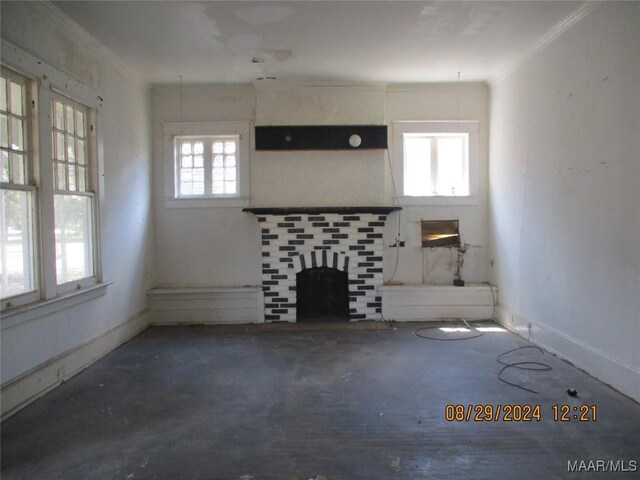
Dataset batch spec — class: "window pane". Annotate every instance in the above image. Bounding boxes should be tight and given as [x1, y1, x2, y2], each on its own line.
[67, 135, 75, 162]
[224, 167, 236, 182]
[193, 142, 203, 154]
[193, 155, 203, 168]
[76, 111, 85, 137]
[57, 162, 67, 190]
[193, 169, 204, 182]
[212, 181, 223, 194]
[225, 181, 237, 194]
[225, 156, 236, 167]
[181, 142, 191, 155]
[213, 155, 223, 168]
[0, 77, 6, 111]
[180, 182, 192, 195]
[0, 189, 35, 298]
[181, 169, 192, 181]
[68, 164, 77, 191]
[1, 151, 9, 182]
[224, 141, 236, 154]
[212, 168, 223, 182]
[10, 153, 24, 184]
[77, 140, 86, 165]
[55, 132, 65, 160]
[181, 155, 192, 168]
[77, 166, 86, 192]
[10, 82, 23, 116]
[0, 114, 7, 148]
[437, 137, 466, 196]
[404, 136, 431, 196]
[55, 102, 65, 130]
[10, 117, 24, 151]
[213, 142, 223, 154]
[65, 106, 74, 134]
[54, 194, 93, 284]
[193, 182, 204, 195]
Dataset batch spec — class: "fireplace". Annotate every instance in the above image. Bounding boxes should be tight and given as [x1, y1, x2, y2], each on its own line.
[243, 206, 401, 322]
[297, 267, 349, 322]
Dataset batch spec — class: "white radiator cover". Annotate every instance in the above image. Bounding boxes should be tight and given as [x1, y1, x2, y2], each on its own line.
[379, 284, 495, 321]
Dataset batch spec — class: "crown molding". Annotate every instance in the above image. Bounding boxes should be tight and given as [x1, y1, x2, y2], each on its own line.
[39, 1, 143, 85]
[490, 1, 601, 86]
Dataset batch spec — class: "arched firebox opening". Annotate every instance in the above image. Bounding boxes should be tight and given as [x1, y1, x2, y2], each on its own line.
[296, 267, 349, 322]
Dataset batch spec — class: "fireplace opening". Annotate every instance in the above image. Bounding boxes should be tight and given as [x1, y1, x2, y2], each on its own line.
[296, 267, 349, 322]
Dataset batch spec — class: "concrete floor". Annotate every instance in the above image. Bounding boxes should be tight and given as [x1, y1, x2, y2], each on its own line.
[2, 322, 639, 479]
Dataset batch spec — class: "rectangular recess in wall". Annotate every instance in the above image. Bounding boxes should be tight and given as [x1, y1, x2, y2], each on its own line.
[255, 125, 387, 150]
[421, 220, 460, 248]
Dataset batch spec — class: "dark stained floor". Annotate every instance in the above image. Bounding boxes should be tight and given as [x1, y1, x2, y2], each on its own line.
[2, 322, 639, 479]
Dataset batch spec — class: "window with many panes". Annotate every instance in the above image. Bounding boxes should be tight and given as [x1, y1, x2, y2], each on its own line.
[0, 59, 100, 311]
[176, 136, 239, 197]
[0, 69, 37, 303]
[51, 95, 94, 286]
[393, 121, 479, 205]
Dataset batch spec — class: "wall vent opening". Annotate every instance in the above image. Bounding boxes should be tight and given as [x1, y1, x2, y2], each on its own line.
[421, 220, 460, 248]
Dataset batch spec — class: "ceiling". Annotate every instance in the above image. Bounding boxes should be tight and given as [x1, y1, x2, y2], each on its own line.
[53, 1, 584, 85]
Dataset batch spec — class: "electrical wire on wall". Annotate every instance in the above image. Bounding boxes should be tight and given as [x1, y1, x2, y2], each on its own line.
[384, 147, 402, 285]
[496, 346, 552, 394]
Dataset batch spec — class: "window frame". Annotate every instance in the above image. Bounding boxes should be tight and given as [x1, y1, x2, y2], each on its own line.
[50, 91, 99, 295]
[163, 122, 250, 208]
[1, 40, 105, 315]
[0, 66, 40, 308]
[393, 121, 479, 206]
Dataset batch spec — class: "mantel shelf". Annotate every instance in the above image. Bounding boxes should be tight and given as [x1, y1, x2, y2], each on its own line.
[242, 206, 401, 215]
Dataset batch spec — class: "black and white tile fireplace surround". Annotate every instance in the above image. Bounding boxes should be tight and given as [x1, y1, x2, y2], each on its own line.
[244, 206, 401, 322]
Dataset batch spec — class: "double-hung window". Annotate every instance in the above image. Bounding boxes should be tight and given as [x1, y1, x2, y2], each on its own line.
[51, 94, 96, 290]
[0, 69, 38, 306]
[393, 121, 479, 205]
[164, 122, 249, 208]
[1, 55, 101, 312]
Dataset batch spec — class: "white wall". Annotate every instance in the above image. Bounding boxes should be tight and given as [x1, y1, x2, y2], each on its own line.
[152, 83, 490, 288]
[1, 2, 153, 397]
[385, 84, 490, 284]
[489, 3, 640, 401]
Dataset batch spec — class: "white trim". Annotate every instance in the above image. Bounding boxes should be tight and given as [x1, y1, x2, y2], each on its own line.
[1, 39, 103, 109]
[1, 282, 111, 330]
[392, 121, 480, 206]
[147, 287, 265, 325]
[380, 283, 494, 321]
[491, 2, 600, 86]
[1, 308, 148, 420]
[495, 304, 640, 403]
[163, 121, 250, 206]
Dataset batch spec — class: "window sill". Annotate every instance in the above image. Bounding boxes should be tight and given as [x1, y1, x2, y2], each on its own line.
[164, 196, 250, 209]
[400, 195, 480, 206]
[1, 282, 112, 331]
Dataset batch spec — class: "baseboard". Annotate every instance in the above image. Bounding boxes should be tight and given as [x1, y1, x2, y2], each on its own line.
[495, 304, 640, 403]
[147, 287, 265, 325]
[1, 310, 150, 421]
[379, 284, 495, 321]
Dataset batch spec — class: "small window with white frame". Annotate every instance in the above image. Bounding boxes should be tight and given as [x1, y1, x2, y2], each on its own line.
[393, 121, 479, 205]
[164, 122, 249, 208]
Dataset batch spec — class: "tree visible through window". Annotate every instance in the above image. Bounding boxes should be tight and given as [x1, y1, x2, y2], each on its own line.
[0, 70, 36, 300]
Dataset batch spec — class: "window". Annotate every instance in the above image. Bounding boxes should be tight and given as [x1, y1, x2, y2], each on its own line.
[393, 121, 479, 205]
[0, 58, 101, 312]
[176, 136, 239, 197]
[51, 95, 95, 288]
[0, 69, 38, 305]
[164, 122, 249, 208]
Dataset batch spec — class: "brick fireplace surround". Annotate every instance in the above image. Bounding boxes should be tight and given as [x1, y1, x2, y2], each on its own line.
[244, 207, 401, 322]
